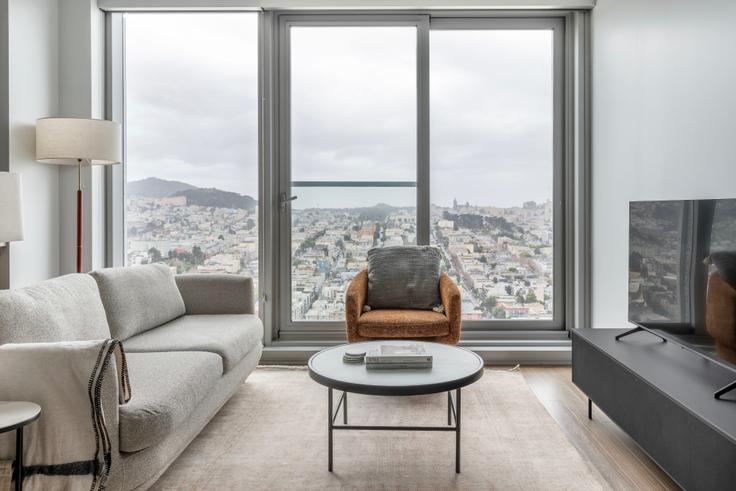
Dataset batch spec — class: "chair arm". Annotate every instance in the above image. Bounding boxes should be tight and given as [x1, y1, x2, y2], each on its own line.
[439, 273, 462, 344]
[345, 270, 368, 342]
[175, 274, 255, 315]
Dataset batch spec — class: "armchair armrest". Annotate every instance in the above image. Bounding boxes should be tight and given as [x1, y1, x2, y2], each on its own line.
[345, 269, 368, 342]
[439, 273, 462, 344]
[175, 274, 255, 315]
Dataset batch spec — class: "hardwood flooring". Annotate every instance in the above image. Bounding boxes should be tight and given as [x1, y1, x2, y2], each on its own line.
[521, 366, 680, 491]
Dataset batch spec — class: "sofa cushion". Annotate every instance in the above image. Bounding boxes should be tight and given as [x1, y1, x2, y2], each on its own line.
[119, 351, 223, 452]
[90, 264, 186, 341]
[0, 274, 111, 343]
[357, 309, 450, 338]
[366, 246, 442, 310]
[123, 314, 263, 372]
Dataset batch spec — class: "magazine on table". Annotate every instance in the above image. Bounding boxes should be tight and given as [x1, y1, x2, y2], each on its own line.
[365, 344, 433, 366]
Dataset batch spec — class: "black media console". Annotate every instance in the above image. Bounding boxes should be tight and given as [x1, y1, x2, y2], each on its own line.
[572, 329, 736, 491]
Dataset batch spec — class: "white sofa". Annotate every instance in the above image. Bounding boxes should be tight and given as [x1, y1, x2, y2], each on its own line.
[0, 264, 263, 490]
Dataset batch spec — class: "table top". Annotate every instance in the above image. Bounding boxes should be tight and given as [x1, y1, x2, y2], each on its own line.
[308, 341, 484, 396]
[0, 402, 41, 434]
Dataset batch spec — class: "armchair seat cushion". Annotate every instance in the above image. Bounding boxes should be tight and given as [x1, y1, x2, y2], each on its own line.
[357, 309, 450, 338]
[120, 351, 223, 452]
[123, 314, 263, 372]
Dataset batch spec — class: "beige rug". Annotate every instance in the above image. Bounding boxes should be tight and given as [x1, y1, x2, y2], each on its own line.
[151, 367, 607, 491]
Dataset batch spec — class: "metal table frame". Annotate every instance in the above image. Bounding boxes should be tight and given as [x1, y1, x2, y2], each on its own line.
[0, 405, 41, 491]
[327, 387, 463, 473]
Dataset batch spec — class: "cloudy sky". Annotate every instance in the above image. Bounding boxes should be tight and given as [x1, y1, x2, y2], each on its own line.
[125, 13, 553, 209]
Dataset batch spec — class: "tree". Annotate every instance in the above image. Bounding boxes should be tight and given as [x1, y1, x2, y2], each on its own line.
[508, 267, 518, 273]
[246, 218, 256, 230]
[218, 234, 225, 241]
[481, 296, 497, 312]
[515, 290, 526, 304]
[148, 247, 162, 263]
[492, 306, 506, 319]
[526, 290, 538, 303]
[192, 245, 204, 265]
[505, 285, 513, 295]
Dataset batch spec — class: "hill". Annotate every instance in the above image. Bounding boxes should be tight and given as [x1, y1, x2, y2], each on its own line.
[127, 177, 196, 198]
[172, 187, 257, 211]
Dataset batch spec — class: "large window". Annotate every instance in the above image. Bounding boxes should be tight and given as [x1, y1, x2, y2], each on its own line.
[123, 13, 260, 298]
[287, 25, 418, 322]
[112, 11, 569, 337]
[430, 27, 555, 321]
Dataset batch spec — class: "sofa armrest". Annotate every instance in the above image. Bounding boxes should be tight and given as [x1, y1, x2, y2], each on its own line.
[175, 274, 255, 315]
[439, 273, 462, 344]
[345, 269, 368, 342]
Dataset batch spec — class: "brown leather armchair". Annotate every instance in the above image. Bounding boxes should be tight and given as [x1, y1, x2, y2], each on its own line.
[345, 269, 462, 345]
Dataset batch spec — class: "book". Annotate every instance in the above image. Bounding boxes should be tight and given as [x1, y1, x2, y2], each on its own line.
[366, 362, 432, 370]
[365, 344, 433, 365]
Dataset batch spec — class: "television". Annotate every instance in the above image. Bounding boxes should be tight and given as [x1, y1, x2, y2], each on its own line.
[627, 199, 736, 399]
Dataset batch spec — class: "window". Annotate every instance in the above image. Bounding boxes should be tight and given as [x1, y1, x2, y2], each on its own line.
[123, 13, 260, 300]
[110, 11, 571, 339]
[286, 25, 419, 322]
[430, 28, 556, 322]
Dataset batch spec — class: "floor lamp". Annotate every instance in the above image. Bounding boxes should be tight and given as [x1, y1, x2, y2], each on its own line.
[36, 118, 122, 273]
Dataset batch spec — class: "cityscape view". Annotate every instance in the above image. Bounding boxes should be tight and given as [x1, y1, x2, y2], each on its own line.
[126, 178, 553, 322]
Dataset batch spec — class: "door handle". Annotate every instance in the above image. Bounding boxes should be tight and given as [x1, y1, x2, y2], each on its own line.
[279, 193, 297, 212]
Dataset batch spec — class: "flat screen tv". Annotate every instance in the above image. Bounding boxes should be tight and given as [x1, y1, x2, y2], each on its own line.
[627, 199, 736, 399]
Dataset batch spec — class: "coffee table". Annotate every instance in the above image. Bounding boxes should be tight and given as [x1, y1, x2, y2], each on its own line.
[308, 340, 484, 473]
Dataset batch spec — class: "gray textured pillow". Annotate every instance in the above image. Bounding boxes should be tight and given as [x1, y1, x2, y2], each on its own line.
[90, 264, 186, 341]
[366, 246, 442, 310]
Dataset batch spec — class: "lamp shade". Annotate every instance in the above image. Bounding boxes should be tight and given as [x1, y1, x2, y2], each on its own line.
[0, 172, 24, 243]
[36, 117, 122, 165]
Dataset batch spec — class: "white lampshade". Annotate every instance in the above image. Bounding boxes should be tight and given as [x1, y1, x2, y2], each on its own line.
[36, 117, 122, 165]
[0, 172, 24, 243]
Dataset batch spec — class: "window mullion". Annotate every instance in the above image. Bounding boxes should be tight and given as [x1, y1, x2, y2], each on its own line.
[416, 15, 431, 246]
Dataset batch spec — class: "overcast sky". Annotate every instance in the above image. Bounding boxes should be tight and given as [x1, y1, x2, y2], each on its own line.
[125, 13, 553, 209]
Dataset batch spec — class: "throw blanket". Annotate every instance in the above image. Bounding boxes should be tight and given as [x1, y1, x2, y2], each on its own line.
[0, 339, 129, 491]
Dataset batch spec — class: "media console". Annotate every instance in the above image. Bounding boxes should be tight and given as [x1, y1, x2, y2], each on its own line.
[572, 328, 736, 491]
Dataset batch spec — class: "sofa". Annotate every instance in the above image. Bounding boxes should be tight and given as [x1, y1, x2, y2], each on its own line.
[0, 264, 263, 490]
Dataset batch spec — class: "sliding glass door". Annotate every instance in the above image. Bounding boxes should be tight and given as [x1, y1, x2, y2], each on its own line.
[278, 17, 427, 329]
[277, 15, 563, 335]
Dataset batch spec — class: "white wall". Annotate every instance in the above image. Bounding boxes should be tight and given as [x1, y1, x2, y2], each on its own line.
[7, 0, 60, 288]
[57, 0, 106, 275]
[591, 0, 736, 327]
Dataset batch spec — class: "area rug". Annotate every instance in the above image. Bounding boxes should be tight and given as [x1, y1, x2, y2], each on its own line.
[151, 367, 607, 491]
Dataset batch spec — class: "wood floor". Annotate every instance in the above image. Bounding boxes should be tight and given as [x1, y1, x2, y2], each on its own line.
[521, 366, 680, 491]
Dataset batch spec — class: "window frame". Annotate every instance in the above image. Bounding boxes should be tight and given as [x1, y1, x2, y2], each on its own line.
[105, 9, 585, 348]
[273, 12, 566, 338]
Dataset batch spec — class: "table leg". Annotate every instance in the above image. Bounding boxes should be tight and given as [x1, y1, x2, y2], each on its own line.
[343, 392, 348, 425]
[447, 391, 452, 425]
[455, 388, 461, 474]
[15, 426, 23, 491]
[328, 388, 333, 472]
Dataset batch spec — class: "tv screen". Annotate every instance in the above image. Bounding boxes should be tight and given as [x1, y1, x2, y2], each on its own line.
[629, 199, 736, 369]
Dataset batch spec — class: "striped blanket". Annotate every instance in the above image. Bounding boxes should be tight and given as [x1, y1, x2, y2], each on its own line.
[0, 339, 129, 491]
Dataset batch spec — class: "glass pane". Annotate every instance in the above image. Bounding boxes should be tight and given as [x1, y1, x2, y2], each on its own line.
[291, 186, 416, 321]
[289, 26, 418, 322]
[124, 14, 259, 304]
[290, 26, 417, 182]
[430, 30, 554, 321]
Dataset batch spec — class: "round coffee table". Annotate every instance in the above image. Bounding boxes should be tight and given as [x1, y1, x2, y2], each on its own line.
[308, 340, 484, 473]
[0, 402, 41, 491]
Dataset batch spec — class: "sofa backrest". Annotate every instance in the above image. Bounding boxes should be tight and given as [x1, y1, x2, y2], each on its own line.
[0, 274, 112, 344]
[90, 263, 186, 341]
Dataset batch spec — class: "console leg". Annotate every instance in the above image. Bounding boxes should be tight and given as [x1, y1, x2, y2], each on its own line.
[588, 398, 592, 420]
[714, 380, 736, 400]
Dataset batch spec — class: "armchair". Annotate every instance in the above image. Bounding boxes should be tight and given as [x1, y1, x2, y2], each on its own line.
[345, 269, 462, 344]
